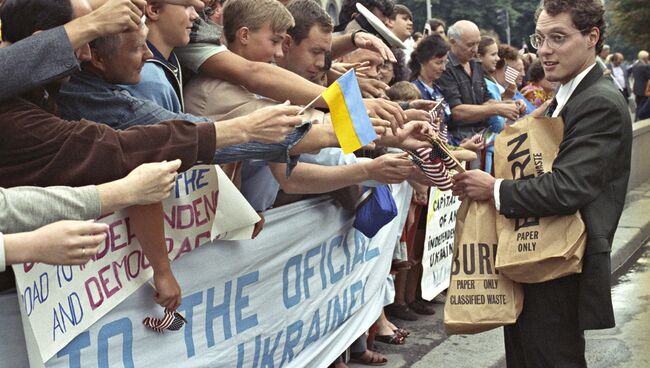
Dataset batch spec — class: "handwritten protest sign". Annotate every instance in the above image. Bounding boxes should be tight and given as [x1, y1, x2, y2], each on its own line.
[421, 187, 461, 301]
[14, 165, 259, 363]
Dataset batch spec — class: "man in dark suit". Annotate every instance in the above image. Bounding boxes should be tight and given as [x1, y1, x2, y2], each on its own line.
[451, 0, 632, 366]
[629, 50, 650, 120]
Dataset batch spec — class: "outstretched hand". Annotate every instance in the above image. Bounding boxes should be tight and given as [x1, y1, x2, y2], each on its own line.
[396, 121, 435, 150]
[367, 152, 416, 184]
[364, 98, 406, 135]
[86, 0, 146, 35]
[32, 220, 109, 265]
[123, 160, 182, 205]
[244, 101, 303, 144]
[352, 32, 396, 63]
[358, 77, 389, 99]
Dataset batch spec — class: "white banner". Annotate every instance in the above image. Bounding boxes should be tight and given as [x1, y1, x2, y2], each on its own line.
[1, 182, 411, 368]
[420, 188, 461, 301]
[13, 166, 260, 363]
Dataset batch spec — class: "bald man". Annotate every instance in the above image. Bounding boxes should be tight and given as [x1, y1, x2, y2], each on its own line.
[437, 20, 518, 168]
[607, 52, 630, 98]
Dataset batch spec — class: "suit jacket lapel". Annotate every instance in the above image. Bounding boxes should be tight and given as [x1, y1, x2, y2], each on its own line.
[558, 63, 605, 117]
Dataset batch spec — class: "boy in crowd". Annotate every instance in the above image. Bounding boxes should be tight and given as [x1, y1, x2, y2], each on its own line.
[185, 0, 429, 212]
[124, 1, 200, 112]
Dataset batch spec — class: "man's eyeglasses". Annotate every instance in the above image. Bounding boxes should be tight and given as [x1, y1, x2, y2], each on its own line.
[529, 29, 590, 50]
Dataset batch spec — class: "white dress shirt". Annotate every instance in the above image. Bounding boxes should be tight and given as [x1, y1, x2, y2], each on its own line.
[611, 65, 626, 91]
[493, 63, 597, 210]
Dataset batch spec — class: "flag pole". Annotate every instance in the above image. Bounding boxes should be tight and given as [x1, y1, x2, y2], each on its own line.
[298, 94, 322, 115]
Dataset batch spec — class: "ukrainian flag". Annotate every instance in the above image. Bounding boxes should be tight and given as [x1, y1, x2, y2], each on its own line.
[323, 69, 378, 154]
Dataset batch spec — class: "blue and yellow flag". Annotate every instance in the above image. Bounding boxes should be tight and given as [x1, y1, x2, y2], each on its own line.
[323, 69, 378, 154]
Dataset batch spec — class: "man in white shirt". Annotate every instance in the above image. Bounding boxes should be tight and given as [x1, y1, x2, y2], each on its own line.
[607, 52, 630, 98]
[451, 0, 632, 366]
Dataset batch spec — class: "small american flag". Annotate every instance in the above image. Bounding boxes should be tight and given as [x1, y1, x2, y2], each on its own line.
[143, 308, 187, 333]
[504, 65, 519, 85]
[406, 118, 456, 191]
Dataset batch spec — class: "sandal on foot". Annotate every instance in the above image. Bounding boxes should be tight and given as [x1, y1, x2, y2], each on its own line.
[375, 333, 405, 345]
[394, 327, 410, 338]
[370, 342, 382, 353]
[350, 350, 388, 366]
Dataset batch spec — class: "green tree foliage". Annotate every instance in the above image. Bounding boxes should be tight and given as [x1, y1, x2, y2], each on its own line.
[607, 0, 650, 52]
[399, 0, 540, 49]
[398, 0, 644, 60]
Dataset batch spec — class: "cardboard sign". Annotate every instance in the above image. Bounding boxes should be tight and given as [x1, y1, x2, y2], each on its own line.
[421, 188, 461, 301]
[14, 166, 260, 362]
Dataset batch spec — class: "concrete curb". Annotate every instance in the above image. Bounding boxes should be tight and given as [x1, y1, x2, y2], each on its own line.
[612, 181, 650, 274]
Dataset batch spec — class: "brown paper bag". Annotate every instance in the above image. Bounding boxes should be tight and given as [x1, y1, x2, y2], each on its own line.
[444, 200, 524, 334]
[493, 116, 587, 283]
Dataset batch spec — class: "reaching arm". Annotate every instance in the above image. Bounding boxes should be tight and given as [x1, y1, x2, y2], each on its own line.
[97, 160, 181, 213]
[67, 0, 146, 48]
[127, 204, 182, 310]
[3, 221, 108, 269]
[0, 160, 180, 234]
[330, 32, 396, 62]
[269, 153, 416, 194]
[289, 116, 394, 154]
[289, 124, 338, 155]
[0, 186, 100, 234]
[451, 102, 519, 123]
[199, 51, 328, 107]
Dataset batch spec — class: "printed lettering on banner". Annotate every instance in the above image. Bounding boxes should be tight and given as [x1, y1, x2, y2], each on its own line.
[13, 165, 260, 363]
[13, 182, 409, 368]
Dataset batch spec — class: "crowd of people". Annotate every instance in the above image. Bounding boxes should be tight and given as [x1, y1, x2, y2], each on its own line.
[0, 0, 639, 367]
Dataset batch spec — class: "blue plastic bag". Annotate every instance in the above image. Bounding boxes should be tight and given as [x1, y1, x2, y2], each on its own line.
[353, 185, 398, 238]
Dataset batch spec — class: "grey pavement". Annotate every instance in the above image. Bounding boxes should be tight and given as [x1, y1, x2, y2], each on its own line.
[349, 179, 650, 368]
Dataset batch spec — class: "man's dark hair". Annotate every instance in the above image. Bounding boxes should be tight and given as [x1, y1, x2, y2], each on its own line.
[286, 0, 333, 45]
[408, 35, 449, 80]
[496, 44, 519, 70]
[336, 0, 394, 32]
[424, 18, 445, 35]
[535, 0, 606, 54]
[390, 4, 412, 21]
[527, 59, 546, 83]
[0, 0, 73, 43]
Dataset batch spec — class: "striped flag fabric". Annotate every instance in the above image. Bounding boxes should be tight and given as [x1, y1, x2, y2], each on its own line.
[504, 65, 519, 85]
[143, 308, 187, 333]
[409, 119, 454, 191]
[322, 69, 378, 154]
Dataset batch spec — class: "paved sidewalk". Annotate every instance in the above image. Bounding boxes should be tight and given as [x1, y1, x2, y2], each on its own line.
[349, 180, 650, 368]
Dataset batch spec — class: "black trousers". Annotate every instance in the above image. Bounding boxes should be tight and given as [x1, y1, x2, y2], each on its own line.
[504, 274, 587, 368]
[636, 95, 648, 120]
